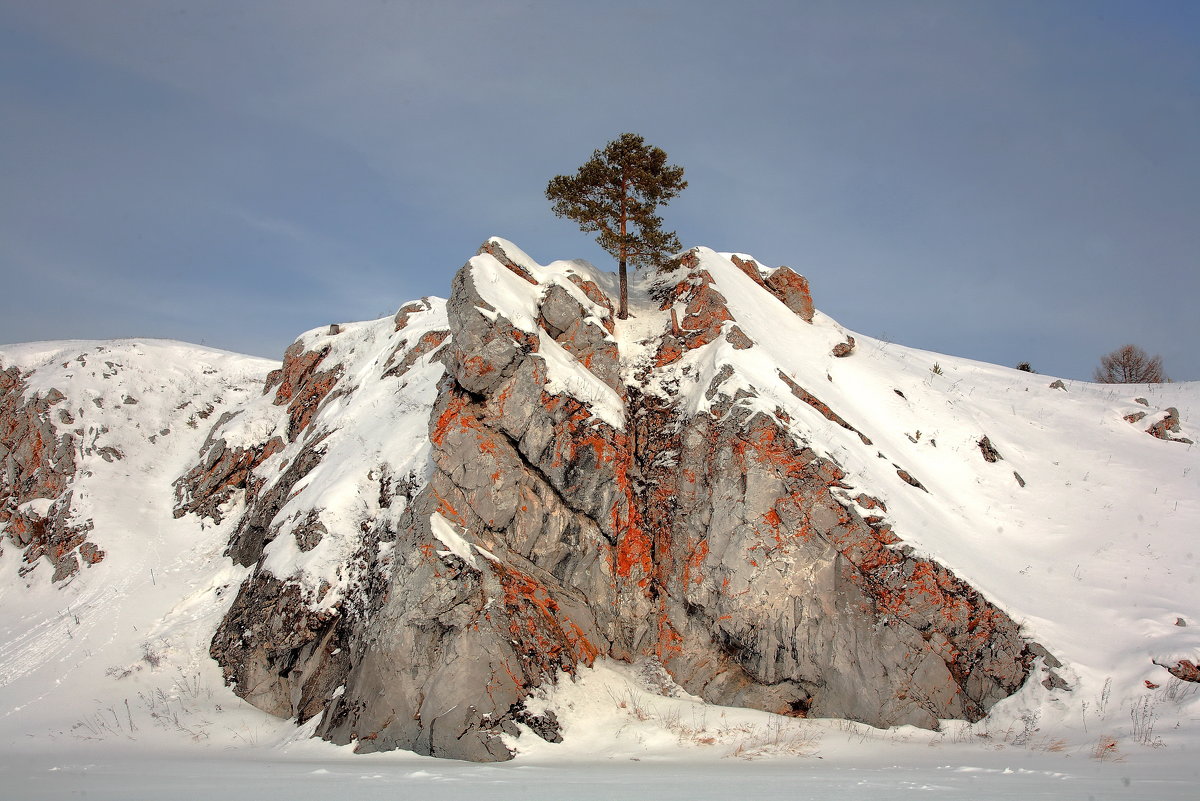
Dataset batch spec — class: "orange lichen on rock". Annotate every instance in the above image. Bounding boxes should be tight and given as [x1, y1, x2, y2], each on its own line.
[539, 394, 618, 470]
[564, 621, 601, 664]
[393, 298, 434, 331]
[732, 414, 824, 485]
[682, 539, 709, 588]
[729, 255, 770, 289]
[613, 488, 651, 585]
[565, 274, 616, 333]
[655, 265, 743, 358]
[429, 488, 466, 525]
[509, 328, 540, 353]
[491, 562, 594, 682]
[172, 435, 285, 523]
[764, 265, 814, 322]
[431, 392, 481, 447]
[285, 368, 342, 441]
[654, 337, 685, 367]
[855, 493, 887, 512]
[655, 609, 685, 662]
[532, 391, 651, 588]
[383, 329, 449, 379]
[265, 342, 345, 441]
[0, 368, 102, 582]
[479, 240, 539, 285]
[681, 282, 733, 343]
[268, 342, 327, 402]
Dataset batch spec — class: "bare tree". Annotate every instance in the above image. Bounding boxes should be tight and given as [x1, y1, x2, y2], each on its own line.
[1093, 344, 1168, 384]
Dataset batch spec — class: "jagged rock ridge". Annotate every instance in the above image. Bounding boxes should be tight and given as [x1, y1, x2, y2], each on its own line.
[162, 239, 1063, 761]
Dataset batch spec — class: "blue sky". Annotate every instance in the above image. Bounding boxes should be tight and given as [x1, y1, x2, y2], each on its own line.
[2, 1, 1197, 380]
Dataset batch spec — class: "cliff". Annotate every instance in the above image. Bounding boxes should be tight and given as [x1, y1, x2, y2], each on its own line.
[3, 240, 1197, 762]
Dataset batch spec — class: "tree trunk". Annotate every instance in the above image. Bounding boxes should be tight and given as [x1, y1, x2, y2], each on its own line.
[618, 176, 629, 319]
[618, 259, 628, 319]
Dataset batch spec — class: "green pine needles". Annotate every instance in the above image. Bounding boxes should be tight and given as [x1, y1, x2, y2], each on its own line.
[546, 133, 687, 319]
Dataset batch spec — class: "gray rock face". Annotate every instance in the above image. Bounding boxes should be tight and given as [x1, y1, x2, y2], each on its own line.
[180, 239, 1046, 761]
[636, 399, 1030, 727]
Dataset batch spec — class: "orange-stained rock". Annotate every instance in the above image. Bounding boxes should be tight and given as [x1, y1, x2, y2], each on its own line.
[1146, 407, 1194, 444]
[1162, 659, 1200, 683]
[766, 265, 815, 322]
[394, 297, 436, 331]
[186, 240, 1046, 762]
[478, 239, 538, 284]
[831, 335, 855, 357]
[267, 342, 344, 441]
[777, 370, 873, 445]
[0, 366, 101, 582]
[383, 329, 450, 380]
[730, 255, 770, 289]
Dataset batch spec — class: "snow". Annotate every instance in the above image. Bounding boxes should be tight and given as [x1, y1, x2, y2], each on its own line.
[2, 249, 1199, 798]
[430, 512, 479, 568]
[248, 306, 447, 609]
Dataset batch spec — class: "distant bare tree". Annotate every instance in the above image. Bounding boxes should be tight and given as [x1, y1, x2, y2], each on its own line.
[1093, 344, 1168, 384]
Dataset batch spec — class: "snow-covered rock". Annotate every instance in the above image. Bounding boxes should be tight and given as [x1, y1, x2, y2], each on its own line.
[2, 240, 1198, 766]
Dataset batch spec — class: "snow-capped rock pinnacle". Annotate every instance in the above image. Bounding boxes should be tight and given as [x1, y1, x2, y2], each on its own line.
[167, 239, 1046, 760]
[4, 239, 1196, 765]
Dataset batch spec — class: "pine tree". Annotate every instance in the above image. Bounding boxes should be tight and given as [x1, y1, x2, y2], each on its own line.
[546, 133, 687, 319]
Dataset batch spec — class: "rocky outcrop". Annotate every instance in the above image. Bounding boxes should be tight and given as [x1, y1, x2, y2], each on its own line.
[635, 388, 1029, 726]
[0, 366, 102, 582]
[266, 341, 344, 442]
[727, 255, 814, 323]
[831, 335, 856, 358]
[766, 267, 815, 323]
[1146, 407, 1194, 444]
[313, 248, 631, 760]
[978, 435, 1003, 463]
[172, 416, 285, 525]
[1123, 405, 1194, 444]
[1155, 658, 1200, 683]
[177, 239, 1049, 761]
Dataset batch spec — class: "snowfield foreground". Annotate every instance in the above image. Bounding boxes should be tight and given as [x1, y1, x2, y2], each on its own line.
[1, 240, 1198, 798]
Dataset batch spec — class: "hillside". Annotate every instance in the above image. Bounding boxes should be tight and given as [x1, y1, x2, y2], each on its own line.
[1, 240, 1198, 794]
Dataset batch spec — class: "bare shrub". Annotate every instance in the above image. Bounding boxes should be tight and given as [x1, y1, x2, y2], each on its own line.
[1128, 695, 1163, 747]
[1093, 344, 1168, 384]
[1092, 735, 1122, 761]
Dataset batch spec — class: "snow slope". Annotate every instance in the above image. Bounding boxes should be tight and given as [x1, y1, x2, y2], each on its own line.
[0, 340, 278, 752]
[1, 246, 1198, 797]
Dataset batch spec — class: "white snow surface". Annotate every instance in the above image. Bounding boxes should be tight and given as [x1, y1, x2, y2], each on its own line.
[1, 247, 1199, 798]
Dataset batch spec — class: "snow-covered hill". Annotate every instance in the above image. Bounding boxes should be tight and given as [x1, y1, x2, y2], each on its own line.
[1, 241, 1197, 796]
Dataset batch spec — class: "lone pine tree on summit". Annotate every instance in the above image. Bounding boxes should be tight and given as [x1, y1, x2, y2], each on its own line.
[546, 133, 687, 319]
